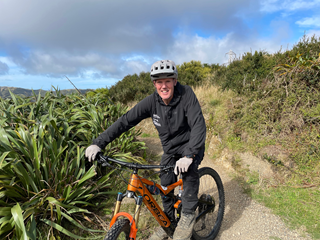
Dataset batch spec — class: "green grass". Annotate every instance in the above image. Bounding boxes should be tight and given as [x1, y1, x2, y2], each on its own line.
[254, 185, 320, 239]
[209, 99, 221, 107]
[196, 82, 320, 239]
[246, 171, 260, 185]
[141, 133, 151, 137]
[234, 166, 320, 239]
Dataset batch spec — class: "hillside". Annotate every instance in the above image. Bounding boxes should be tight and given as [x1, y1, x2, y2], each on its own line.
[136, 83, 319, 239]
[101, 34, 320, 239]
[0, 86, 91, 98]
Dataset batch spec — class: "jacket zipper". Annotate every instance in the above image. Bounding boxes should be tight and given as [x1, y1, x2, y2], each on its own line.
[166, 106, 172, 137]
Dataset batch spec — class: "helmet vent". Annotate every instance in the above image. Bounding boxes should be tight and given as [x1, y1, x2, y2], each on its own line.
[150, 60, 178, 81]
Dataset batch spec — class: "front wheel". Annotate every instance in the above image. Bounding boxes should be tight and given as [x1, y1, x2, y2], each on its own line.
[192, 167, 225, 240]
[104, 219, 130, 240]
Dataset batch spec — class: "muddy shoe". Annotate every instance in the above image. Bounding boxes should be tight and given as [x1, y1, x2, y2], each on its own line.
[173, 212, 195, 240]
[149, 227, 168, 240]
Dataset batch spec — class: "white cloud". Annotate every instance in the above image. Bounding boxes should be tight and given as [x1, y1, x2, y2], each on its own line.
[0, 57, 17, 68]
[0, 61, 9, 75]
[0, 0, 259, 80]
[167, 31, 286, 66]
[9, 50, 151, 80]
[306, 29, 320, 37]
[0, 0, 253, 54]
[0, 0, 313, 90]
[260, 0, 320, 13]
[296, 16, 320, 27]
[0, 0, 255, 84]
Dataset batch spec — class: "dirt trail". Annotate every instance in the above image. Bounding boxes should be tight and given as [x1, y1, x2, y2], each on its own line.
[140, 137, 312, 240]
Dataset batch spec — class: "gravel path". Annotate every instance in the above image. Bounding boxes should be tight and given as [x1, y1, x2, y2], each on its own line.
[140, 137, 312, 240]
[201, 155, 312, 240]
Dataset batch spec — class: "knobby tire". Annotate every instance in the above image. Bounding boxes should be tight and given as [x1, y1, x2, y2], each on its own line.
[104, 219, 130, 240]
[192, 167, 225, 240]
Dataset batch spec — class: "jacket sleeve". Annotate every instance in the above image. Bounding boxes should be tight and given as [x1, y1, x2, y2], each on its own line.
[183, 87, 206, 157]
[92, 95, 153, 149]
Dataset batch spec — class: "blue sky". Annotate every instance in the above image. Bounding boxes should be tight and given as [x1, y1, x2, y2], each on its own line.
[0, 0, 319, 90]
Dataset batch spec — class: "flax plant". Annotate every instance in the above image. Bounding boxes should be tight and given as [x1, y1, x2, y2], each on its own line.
[0, 89, 145, 239]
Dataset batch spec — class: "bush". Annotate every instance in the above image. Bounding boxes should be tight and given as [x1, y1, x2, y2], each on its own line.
[86, 87, 110, 99]
[0, 89, 145, 239]
[213, 50, 276, 94]
[291, 34, 320, 58]
[108, 72, 154, 104]
[177, 60, 212, 86]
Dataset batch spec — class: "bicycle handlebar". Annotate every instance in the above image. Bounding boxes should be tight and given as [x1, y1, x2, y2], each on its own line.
[96, 152, 175, 171]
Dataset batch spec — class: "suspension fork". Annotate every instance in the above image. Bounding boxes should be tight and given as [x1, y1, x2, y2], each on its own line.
[113, 192, 123, 217]
[112, 191, 143, 226]
[109, 191, 143, 240]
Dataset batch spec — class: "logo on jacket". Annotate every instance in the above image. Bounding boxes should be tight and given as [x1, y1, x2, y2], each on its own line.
[153, 114, 161, 127]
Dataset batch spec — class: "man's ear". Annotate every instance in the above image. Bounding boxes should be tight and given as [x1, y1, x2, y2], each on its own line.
[153, 80, 157, 87]
[174, 79, 177, 86]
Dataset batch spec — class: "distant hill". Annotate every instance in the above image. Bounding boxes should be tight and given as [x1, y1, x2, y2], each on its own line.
[0, 87, 91, 99]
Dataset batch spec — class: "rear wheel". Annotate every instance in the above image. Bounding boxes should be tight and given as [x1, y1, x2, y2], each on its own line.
[192, 167, 225, 240]
[104, 219, 130, 240]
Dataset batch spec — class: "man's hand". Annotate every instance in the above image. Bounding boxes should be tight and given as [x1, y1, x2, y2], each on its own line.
[174, 156, 193, 175]
[85, 145, 101, 162]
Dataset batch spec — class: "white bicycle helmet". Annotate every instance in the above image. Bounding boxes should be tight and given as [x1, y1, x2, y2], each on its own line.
[150, 60, 178, 81]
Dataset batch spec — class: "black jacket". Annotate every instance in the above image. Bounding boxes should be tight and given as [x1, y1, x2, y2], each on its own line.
[93, 82, 206, 156]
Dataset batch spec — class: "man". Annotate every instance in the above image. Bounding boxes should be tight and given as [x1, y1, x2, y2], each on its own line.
[85, 60, 206, 240]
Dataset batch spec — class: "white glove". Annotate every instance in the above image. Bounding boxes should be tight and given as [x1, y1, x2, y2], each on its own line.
[174, 157, 193, 175]
[85, 145, 101, 162]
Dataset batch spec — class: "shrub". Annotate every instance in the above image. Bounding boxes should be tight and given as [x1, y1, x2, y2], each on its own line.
[0, 89, 145, 239]
[86, 87, 110, 99]
[177, 60, 212, 86]
[291, 34, 320, 58]
[213, 50, 276, 94]
[108, 72, 154, 104]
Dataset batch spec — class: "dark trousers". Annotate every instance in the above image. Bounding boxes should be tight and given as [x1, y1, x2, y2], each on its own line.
[160, 148, 204, 220]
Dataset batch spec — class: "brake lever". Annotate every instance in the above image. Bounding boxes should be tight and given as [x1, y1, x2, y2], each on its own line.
[161, 165, 175, 173]
[95, 152, 109, 166]
[101, 161, 112, 167]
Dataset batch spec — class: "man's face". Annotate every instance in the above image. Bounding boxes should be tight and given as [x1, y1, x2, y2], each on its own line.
[153, 78, 177, 105]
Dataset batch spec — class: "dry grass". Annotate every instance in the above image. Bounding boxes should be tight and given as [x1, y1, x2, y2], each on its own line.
[193, 83, 235, 125]
[128, 81, 320, 239]
[193, 82, 242, 151]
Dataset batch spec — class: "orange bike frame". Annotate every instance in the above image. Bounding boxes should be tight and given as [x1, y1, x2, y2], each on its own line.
[109, 172, 183, 240]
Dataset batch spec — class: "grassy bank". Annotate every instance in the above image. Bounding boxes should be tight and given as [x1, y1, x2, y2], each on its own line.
[194, 83, 320, 239]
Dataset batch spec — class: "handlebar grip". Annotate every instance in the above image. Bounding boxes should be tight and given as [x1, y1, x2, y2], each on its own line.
[96, 152, 103, 160]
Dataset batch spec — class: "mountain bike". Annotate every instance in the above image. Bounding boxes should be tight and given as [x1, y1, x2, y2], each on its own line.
[97, 153, 225, 240]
